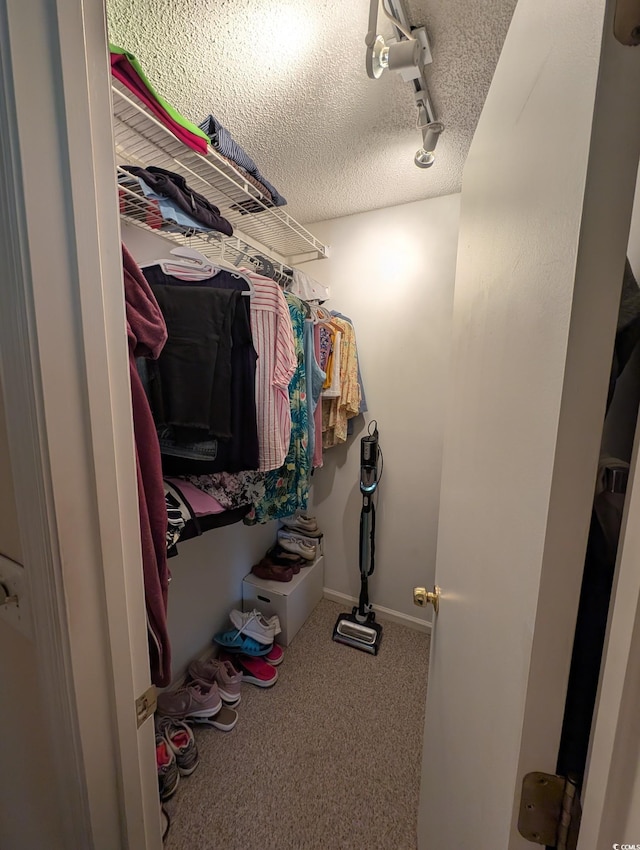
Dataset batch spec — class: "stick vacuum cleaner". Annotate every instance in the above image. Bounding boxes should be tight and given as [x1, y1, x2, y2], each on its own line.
[332, 421, 383, 654]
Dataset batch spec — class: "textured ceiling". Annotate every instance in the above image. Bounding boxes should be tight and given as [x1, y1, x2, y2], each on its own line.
[107, 0, 517, 224]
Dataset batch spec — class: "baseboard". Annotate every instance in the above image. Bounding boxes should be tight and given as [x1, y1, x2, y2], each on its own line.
[323, 588, 432, 634]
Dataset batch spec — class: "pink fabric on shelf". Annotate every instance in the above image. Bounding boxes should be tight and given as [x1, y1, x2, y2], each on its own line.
[166, 478, 225, 517]
[313, 323, 324, 469]
[111, 54, 209, 156]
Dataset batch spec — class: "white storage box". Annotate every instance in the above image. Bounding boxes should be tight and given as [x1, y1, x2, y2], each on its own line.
[242, 556, 324, 646]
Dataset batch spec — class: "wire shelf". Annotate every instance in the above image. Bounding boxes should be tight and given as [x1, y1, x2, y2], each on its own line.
[117, 171, 296, 280]
[112, 80, 328, 267]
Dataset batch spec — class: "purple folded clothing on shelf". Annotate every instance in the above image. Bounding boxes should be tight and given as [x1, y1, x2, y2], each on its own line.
[166, 477, 226, 516]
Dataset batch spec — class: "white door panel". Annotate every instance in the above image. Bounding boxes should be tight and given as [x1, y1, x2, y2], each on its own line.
[418, 0, 640, 847]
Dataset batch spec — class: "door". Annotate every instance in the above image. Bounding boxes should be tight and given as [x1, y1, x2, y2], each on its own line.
[0, 0, 160, 847]
[418, 0, 640, 848]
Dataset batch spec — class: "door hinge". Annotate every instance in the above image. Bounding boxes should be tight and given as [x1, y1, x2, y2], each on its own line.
[518, 772, 582, 849]
[135, 685, 157, 728]
[615, 0, 640, 45]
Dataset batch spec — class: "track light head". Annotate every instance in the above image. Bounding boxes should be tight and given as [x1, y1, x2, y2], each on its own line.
[414, 121, 444, 169]
[367, 33, 420, 79]
[414, 148, 435, 168]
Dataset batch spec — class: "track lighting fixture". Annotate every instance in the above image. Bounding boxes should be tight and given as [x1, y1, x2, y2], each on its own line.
[367, 33, 420, 79]
[365, 0, 421, 80]
[414, 121, 444, 169]
[365, 0, 445, 169]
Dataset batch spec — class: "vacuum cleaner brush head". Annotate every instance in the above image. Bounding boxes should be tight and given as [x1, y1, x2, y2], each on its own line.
[333, 612, 383, 655]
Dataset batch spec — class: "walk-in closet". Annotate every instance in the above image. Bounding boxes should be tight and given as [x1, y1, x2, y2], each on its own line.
[3, 0, 640, 848]
[107, 2, 451, 843]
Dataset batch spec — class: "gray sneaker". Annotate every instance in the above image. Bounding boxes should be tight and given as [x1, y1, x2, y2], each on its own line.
[277, 529, 316, 560]
[157, 680, 222, 720]
[156, 716, 199, 776]
[281, 514, 321, 535]
[189, 656, 243, 705]
[155, 731, 179, 800]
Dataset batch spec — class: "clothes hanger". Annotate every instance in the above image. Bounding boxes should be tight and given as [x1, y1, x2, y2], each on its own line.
[140, 246, 219, 281]
[142, 246, 254, 294]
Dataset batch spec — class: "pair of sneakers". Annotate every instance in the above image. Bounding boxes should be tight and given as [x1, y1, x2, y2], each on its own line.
[188, 656, 243, 706]
[157, 678, 222, 722]
[156, 672, 239, 733]
[230, 608, 281, 644]
[155, 716, 198, 801]
[277, 528, 318, 560]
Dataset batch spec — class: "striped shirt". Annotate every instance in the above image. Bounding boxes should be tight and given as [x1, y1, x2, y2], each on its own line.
[246, 272, 297, 471]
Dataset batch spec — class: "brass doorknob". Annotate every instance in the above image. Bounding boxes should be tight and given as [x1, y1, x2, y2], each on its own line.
[413, 585, 441, 614]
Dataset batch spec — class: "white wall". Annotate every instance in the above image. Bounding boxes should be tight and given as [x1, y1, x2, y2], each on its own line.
[304, 193, 460, 623]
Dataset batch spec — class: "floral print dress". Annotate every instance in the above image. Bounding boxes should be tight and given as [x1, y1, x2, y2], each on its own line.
[245, 292, 310, 524]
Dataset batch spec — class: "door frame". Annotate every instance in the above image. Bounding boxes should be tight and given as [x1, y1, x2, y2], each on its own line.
[3, 0, 640, 847]
[0, 0, 159, 847]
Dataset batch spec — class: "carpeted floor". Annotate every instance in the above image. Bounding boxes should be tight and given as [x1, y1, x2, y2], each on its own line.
[164, 599, 430, 850]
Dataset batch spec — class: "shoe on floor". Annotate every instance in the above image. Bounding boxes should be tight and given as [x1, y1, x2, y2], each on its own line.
[229, 608, 281, 644]
[277, 530, 316, 560]
[265, 544, 306, 567]
[161, 803, 170, 842]
[213, 628, 273, 655]
[251, 562, 294, 582]
[260, 553, 301, 574]
[189, 703, 238, 732]
[220, 650, 279, 687]
[156, 716, 199, 777]
[281, 513, 320, 534]
[188, 656, 242, 705]
[265, 643, 284, 666]
[157, 680, 222, 720]
[156, 732, 180, 800]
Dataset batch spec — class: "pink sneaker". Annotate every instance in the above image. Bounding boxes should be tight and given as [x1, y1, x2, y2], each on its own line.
[219, 651, 278, 688]
[157, 680, 222, 720]
[188, 657, 243, 705]
[265, 644, 284, 666]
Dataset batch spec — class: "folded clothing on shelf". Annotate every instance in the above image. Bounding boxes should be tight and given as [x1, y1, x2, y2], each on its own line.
[122, 165, 233, 236]
[214, 150, 276, 208]
[137, 177, 214, 232]
[110, 45, 210, 155]
[199, 113, 287, 207]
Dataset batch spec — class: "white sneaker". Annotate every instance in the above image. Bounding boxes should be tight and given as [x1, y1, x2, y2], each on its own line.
[280, 514, 322, 537]
[277, 530, 316, 560]
[281, 513, 320, 534]
[229, 609, 281, 644]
